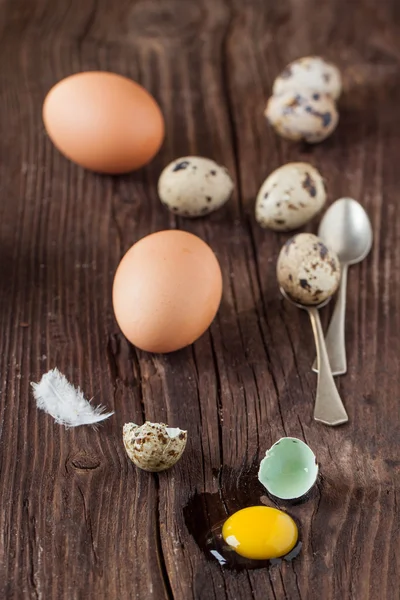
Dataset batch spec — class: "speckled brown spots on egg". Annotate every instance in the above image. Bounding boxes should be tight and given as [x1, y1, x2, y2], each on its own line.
[305, 105, 333, 127]
[256, 163, 326, 231]
[302, 172, 317, 197]
[300, 279, 311, 291]
[317, 242, 328, 259]
[265, 90, 338, 143]
[288, 95, 302, 108]
[173, 160, 190, 172]
[277, 233, 341, 306]
[322, 112, 332, 127]
[158, 156, 233, 217]
[329, 259, 337, 272]
[272, 56, 342, 100]
[123, 422, 187, 472]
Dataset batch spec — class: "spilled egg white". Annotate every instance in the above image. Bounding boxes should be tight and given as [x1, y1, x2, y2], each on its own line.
[273, 56, 342, 101]
[255, 162, 326, 231]
[265, 90, 338, 143]
[158, 156, 234, 217]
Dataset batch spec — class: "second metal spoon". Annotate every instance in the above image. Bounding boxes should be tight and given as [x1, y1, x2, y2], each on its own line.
[281, 288, 348, 426]
[312, 198, 373, 375]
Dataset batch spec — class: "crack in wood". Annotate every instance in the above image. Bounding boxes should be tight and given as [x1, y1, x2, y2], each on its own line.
[23, 499, 40, 600]
[155, 475, 174, 600]
[1, 1, 399, 598]
[190, 346, 207, 490]
[77, 485, 99, 565]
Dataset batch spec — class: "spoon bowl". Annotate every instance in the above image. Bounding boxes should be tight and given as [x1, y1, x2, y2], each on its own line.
[312, 198, 373, 375]
[318, 198, 373, 265]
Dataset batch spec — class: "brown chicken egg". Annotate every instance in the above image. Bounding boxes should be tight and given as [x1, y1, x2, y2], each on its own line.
[113, 230, 223, 353]
[43, 71, 164, 173]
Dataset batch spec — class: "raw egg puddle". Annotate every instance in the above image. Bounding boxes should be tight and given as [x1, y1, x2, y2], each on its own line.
[184, 490, 302, 570]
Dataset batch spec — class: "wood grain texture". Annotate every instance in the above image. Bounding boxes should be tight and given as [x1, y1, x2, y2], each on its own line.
[0, 0, 399, 598]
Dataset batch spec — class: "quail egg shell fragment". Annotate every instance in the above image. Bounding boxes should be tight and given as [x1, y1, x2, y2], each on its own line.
[258, 437, 319, 500]
[256, 162, 326, 231]
[273, 56, 342, 100]
[123, 421, 187, 472]
[277, 233, 341, 306]
[158, 156, 234, 217]
[265, 90, 338, 143]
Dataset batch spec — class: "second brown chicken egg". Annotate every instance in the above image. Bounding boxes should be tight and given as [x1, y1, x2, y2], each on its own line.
[113, 230, 223, 353]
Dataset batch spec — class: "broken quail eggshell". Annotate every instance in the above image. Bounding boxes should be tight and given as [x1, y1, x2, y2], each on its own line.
[273, 56, 342, 100]
[277, 233, 341, 305]
[158, 156, 234, 217]
[255, 162, 326, 231]
[258, 437, 319, 500]
[265, 90, 338, 143]
[123, 421, 187, 472]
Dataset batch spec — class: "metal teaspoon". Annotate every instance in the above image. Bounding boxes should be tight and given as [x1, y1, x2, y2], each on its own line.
[280, 288, 349, 426]
[312, 198, 373, 375]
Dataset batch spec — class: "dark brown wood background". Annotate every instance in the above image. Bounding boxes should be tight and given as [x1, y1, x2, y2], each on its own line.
[0, 0, 399, 598]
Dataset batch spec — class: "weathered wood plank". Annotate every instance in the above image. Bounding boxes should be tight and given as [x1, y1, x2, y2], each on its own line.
[0, 0, 399, 598]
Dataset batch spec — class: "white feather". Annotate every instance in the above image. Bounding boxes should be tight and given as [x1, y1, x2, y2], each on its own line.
[31, 368, 114, 428]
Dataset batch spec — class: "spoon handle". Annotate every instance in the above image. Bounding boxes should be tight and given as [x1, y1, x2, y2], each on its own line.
[312, 264, 348, 376]
[308, 307, 348, 426]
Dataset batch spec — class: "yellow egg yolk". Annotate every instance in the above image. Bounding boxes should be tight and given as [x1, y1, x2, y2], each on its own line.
[222, 506, 298, 560]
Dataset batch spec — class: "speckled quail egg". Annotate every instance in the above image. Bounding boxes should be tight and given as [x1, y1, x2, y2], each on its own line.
[277, 233, 341, 305]
[158, 156, 234, 217]
[265, 90, 338, 143]
[123, 421, 187, 472]
[255, 162, 326, 231]
[273, 56, 342, 101]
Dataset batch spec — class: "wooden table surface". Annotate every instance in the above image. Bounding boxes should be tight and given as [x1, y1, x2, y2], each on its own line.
[1, 0, 400, 598]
